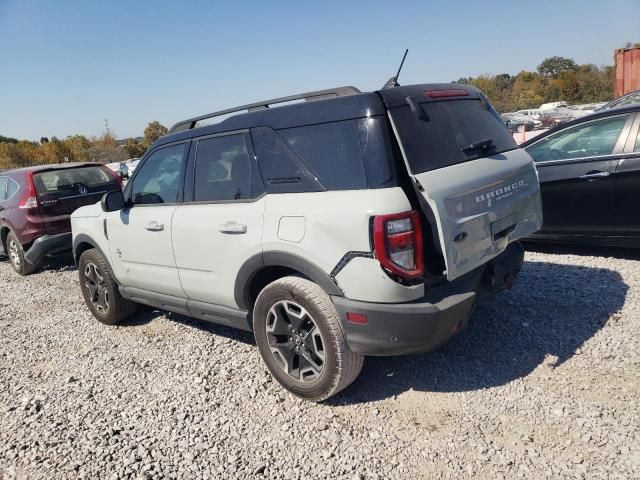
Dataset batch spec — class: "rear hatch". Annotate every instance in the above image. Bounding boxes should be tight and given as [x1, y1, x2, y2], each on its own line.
[34, 165, 121, 235]
[379, 84, 542, 280]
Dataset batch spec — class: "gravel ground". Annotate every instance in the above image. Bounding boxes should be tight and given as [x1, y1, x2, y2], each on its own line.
[1, 247, 639, 479]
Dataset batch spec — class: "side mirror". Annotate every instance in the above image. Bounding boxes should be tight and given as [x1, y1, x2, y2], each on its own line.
[101, 190, 126, 212]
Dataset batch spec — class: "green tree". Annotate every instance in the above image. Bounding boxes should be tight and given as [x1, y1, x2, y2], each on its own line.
[537, 56, 578, 79]
[40, 137, 49, 144]
[143, 121, 168, 149]
[511, 71, 546, 110]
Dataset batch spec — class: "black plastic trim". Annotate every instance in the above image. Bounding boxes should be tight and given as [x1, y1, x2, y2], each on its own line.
[24, 232, 72, 265]
[329, 251, 374, 279]
[72, 233, 120, 284]
[233, 251, 343, 310]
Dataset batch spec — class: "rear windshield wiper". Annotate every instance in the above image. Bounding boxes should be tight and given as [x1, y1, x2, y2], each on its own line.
[460, 138, 494, 152]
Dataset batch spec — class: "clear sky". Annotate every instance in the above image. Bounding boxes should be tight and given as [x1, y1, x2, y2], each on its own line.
[1, 0, 639, 141]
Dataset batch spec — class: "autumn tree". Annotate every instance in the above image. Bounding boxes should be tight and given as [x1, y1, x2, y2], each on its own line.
[143, 121, 168, 149]
[124, 138, 146, 158]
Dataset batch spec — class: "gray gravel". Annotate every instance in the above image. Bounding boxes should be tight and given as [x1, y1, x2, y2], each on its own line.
[1, 247, 639, 479]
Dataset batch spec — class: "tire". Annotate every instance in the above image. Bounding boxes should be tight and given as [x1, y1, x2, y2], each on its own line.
[516, 124, 525, 133]
[253, 276, 364, 402]
[6, 231, 37, 275]
[78, 248, 137, 325]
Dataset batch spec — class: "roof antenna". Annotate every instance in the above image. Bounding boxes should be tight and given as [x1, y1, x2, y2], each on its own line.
[382, 49, 408, 89]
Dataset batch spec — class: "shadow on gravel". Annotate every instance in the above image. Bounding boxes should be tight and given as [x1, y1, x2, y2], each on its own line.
[525, 242, 640, 261]
[122, 308, 255, 346]
[329, 259, 628, 405]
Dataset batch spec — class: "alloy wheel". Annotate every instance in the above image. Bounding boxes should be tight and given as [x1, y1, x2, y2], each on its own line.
[84, 262, 109, 314]
[265, 300, 326, 382]
[8, 239, 20, 268]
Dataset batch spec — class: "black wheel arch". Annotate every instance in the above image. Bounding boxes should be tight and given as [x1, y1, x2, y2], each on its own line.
[73, 234, 120, 284]
[235, 251, 343, 311]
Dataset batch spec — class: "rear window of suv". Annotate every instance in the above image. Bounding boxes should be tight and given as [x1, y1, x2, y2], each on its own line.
[389, 99, 517, 173]
[34, 166, 118, 196]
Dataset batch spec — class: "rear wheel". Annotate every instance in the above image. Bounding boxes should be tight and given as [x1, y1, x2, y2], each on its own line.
[6, 232, 36, 276]
[78, 248, 137, 325]
[253, 276, 363, 402]
[516, 124, 525, 133]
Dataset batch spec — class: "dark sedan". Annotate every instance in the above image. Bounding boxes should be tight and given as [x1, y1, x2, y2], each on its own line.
[522, 104, 640, 247]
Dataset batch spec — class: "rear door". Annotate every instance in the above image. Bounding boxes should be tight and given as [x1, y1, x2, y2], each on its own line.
[172, 131, 265, 310]
[525, 113, 633, 235]
[380, 85, 542, 280]
[33, 165, 120, 235]
[613, 112, 640, 234]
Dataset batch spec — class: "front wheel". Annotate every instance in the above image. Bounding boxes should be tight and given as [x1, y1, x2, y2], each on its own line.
[253, 276, 363, 402]
[78, 248, 137, 325]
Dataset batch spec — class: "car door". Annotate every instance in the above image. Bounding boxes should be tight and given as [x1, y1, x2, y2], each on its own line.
[172, 131, 265, 310]
[613, 112, 640, 235]
[525, 113, 634, 235]
[106, 141, 190, 298]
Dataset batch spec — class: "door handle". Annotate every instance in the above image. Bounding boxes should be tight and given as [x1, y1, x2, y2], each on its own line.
[145, 221, 164, 231]
[219, 222, 247, 234]
[579, 171, 610, 180]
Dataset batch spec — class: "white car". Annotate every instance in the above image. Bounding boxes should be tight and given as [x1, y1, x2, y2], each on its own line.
[71, 84, 542, 401]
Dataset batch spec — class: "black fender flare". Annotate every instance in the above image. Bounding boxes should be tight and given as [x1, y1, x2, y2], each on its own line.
[72, 233, 121, 284]
[234, 251, 343, 310]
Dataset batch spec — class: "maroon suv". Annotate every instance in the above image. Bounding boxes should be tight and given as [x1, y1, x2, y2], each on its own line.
[0, 163, 121, 275]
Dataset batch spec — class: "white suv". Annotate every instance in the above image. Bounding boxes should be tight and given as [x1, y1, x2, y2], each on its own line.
[71, 84, 543, 401]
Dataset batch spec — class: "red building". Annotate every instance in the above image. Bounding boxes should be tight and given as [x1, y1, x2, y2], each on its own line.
[615, 46, 640, 97]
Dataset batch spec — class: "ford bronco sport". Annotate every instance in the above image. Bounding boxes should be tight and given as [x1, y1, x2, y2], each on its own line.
[71, 84, 542, 401]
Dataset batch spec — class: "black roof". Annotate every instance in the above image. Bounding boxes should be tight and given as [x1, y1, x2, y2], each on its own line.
[521, 102, 640, 148]
[152, 83, 484, 151]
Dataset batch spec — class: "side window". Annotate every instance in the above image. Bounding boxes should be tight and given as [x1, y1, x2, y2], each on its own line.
[0, 177, 7, 201]
[278, 120, 367, 190]
[194, 134, 262, 202]
[635, 127, 640, 152]
[526, 115, 629, 162]
[6, 178, 19, 200]
[130, 143, 187, 205]
[251, 127, 324, 194]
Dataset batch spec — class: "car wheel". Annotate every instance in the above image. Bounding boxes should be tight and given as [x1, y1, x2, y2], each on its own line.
[78, 248, 137, 325]
[6, 231, 36, 275]
[516, 124, 525, 133]
[253, 276, 364, 402]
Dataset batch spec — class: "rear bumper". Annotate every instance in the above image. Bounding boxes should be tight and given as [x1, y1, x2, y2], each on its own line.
[332, 242, 524, 356]
[24, 233, 72, 265]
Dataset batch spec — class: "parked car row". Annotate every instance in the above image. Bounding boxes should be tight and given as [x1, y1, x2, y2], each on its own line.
[1, 84, 638, 401]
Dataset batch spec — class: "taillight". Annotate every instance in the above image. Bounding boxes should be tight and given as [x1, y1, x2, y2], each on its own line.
[18, 171, 38, 209]
[103, 167, 123, 188]
[424, 89, 469, 98]
[372, 210, 423, 279]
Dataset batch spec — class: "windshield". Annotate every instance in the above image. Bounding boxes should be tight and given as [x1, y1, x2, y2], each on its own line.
[390, 99, 518, 173]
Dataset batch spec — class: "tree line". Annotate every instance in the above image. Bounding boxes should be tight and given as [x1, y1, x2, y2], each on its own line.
[0, 121, 167, 170]
[455, 56, 615, 112]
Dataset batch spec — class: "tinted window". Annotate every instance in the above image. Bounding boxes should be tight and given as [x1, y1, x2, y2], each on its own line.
[357, 117, 395, 188]
[636, 129, 640, 152]
[33, 166, 118, 198]
[130, 143, 187, 204]
[278, 120, 367, 190]
[252, 127, 324, 194]
[389, 98, 517, 174]
[526, 115, 629, 162]
[0, 177, 7, 201]
[194, 134, 261, 202]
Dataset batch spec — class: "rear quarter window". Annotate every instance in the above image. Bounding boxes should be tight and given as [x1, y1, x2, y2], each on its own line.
[390, 98, 518, 173]
[252, 118, 396, 193]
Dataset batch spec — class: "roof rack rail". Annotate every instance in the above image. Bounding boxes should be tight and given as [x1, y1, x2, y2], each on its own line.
[168, 86, 361, 134]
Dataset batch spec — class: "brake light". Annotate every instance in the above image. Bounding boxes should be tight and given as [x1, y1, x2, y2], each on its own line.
[372, 210, 423, 279]
[424, 89, 469, 98]
[18, 171, 38, 209]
